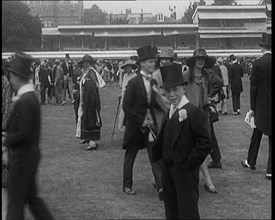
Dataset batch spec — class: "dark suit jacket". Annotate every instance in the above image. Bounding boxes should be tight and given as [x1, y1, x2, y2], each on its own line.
[250, 53, 271, 136]
[61, 61, 73, 77]
[6, 92, 41, 163]
[39, 66, 50, 87]
[122, 72, 158, 150]
[152, 102, 211, 169]
[231, 63, 244, 94]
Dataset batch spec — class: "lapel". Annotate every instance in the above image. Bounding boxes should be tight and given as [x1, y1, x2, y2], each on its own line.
[170, 104, 189, 149]
[136, 72, 148, 105]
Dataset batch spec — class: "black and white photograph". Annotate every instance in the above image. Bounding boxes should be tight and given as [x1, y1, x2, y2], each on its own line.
[2, 0, 271, 219]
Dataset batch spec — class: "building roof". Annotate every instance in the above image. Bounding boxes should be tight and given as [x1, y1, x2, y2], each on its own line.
[198, 11, 266, 20]
[142, 14, 179, 24]
[42, 24, 198, 37]
[192, 5, 266, 20]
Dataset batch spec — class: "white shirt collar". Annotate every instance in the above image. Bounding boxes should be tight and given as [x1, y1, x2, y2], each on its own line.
[140, 70, 151, 78]
[12, 83, 35, 102]
[169, 95, 189, 119]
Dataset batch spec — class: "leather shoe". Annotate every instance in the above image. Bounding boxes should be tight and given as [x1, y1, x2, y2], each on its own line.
[123, 187, 136, 195]
[208, 161, 222, 169]
[241, 159, 256, 170]
[158, 188, 164, 201]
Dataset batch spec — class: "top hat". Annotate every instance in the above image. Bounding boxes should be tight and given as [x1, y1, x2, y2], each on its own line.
[186, 48, 214, 68]
[120, 59, 138, 69]
[7, 52, 34, 79]
[259, 33, 271, 47]
[78, 54, 96, 65]
[160, 63, 188, 90]
[65, 54, 70, 59]
[159, 47, 175, 60]
[137, 45, 157, 62]
[152, 46, 159, 56]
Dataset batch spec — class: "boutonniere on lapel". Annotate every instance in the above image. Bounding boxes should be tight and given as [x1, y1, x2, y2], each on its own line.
[178, 109, 188, 122]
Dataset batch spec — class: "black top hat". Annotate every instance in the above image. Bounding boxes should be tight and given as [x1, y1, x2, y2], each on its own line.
[137, 45, 157, 61]
[160, 63, 188, 90]
[186, 48, 214, 68]
[7, 52, 34, 79]
[78, 54, 96, 65]
[65, 54, 70, 59]
[259, 33, 271, 47]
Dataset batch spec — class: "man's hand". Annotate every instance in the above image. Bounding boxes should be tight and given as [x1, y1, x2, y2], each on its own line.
[245, 109, 254, 123]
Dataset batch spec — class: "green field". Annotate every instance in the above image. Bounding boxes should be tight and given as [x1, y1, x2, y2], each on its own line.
[25, 76, 271, 219]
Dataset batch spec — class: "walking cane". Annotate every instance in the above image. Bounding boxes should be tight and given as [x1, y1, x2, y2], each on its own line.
[111, 95, 121, 139]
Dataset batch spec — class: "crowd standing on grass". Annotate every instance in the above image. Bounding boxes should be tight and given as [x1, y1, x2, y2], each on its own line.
[1, 33, 271, 220]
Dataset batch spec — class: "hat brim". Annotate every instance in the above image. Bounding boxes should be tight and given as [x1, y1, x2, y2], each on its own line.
[186, 55, 214, 68]
[78, 59, 96, 66]
[120, 63, 138, 69]
[163, 80, 188, 90]
[7, 68, 32, 79]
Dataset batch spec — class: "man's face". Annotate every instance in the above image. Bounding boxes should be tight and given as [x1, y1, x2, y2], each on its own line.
[160, 58, 172, 67]
[194, 57, 205, 69]
[164, 84, 186, 107]
[83, 61, 90, 69]
[125, 65, 133, 73]
[140, 58, 156, 74]
[9, 72, 20, 91]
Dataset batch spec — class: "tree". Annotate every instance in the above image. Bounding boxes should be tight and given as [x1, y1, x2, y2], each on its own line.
[212, 0, 236, 5]
[82, 5, 108, 25]
[2, 1, 42, 52]
[181, 0, 206, 24]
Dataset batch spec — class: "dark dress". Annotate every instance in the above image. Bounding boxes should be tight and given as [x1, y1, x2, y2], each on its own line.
[80, 78, 102, 141]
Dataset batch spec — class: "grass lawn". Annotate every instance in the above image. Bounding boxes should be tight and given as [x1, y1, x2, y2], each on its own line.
[25, 76, 271, 219]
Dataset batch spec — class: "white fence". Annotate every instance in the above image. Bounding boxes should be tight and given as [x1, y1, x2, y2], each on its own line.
[2, 49, 262, 60]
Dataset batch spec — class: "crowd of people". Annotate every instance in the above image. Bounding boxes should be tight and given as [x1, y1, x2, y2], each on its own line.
[2, 32, 271, 219]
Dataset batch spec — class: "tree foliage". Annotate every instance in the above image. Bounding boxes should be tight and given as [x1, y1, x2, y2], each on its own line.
[82, 5, 108, 25]
[212, 0, 236, 5]
[181, 0, 206, 24]
[2, 1, 42, 52]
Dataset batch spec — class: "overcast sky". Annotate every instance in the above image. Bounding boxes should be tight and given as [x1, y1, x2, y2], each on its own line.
[83, 0, 261, 19]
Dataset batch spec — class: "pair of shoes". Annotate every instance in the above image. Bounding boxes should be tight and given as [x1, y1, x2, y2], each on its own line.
[123, 187, 136, 195]
[232, 112, 238, 115]
[266, 174, 272, 180]
[204, 184, 218, 194]
[222, 112, 227, 115]
[80, 140, 89, 144]
[241, 159, 256, 170]
[84, 143, 99, 151]
[60, 101, 66, 106]
[237, 109, 241, 115]
[158, 188, 164, 201]
[208, 161, 222, 169]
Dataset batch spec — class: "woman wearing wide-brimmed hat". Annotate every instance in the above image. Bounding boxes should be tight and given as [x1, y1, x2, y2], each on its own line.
[117, 59, 138, 131]
[183, 48, 223, 194]
[75, 54, 103, 150]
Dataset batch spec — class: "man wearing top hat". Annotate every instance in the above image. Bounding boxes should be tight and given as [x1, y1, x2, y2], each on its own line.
[122, 45, 163, 199]
[241, 33, 272, 180]
[152, 63, 211, 219]
[2, 52, 54, 220]
[61, 53, 74, 105]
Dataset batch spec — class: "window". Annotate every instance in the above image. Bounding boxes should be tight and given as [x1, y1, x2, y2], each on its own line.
[157, 13, 164, 22]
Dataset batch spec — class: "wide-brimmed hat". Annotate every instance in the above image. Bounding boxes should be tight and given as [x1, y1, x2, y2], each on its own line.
[159, 47, 175, 60]
[186, 48, 214, 68]
[120, 59, 138, 69]
[160, 63, 188, 90]
[7, 52, 34, 79]
[259, 33, 271, 47]
[229, 54, 238, 63]
[78, 54, 96, 65]
[130, 55, 139, 62]
[137, 45, 157, 62]
[217, 57, 223, 64]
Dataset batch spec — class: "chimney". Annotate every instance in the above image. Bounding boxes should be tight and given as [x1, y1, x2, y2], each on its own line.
[140, 9, 143, 23]
[173, 6, 176, 20]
